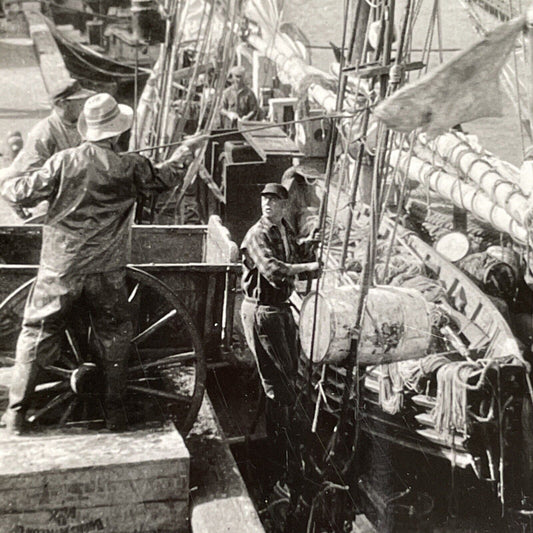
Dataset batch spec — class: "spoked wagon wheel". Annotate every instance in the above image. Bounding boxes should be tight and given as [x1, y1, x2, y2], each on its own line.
[0, 267, 206, 435]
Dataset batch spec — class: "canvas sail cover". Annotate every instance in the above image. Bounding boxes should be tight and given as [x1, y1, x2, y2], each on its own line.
[375, 16, 525, 137]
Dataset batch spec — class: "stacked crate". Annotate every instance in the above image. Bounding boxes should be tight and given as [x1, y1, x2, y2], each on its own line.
[0, 424, 189, 532]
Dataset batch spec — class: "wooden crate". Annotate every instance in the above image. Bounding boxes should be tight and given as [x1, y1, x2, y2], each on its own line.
[0, 425, 189, 532]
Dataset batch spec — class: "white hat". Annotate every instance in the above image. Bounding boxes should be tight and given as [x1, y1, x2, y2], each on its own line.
[229, 65, 246, 77]
[78, 93, 133, 142]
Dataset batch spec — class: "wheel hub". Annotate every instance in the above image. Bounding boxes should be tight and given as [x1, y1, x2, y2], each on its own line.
[70, 362, 99, 395]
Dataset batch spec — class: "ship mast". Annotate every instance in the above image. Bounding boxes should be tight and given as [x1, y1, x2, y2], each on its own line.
[527, 3, 533, 137]
[324, 0, 419, 473]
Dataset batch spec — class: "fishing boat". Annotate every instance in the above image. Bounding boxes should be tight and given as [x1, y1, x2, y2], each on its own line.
[46, 16, 151, 88]
[25, 0, 160, 91]
[12, 0, 533, 530]
[234, 1, 533, 530]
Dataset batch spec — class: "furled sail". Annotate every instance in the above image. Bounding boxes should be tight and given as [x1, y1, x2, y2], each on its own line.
[389, 148, 530, 245]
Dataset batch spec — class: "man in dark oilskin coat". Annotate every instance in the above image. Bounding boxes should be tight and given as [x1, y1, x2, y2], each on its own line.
[0, 93, 198, 434]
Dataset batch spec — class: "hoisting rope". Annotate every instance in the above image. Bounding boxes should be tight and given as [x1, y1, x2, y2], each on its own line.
[155, 0, 242, 218]
[507, 0, 527, 154]
[304, 0, 351, 419]
[322, 0, 400, 474]
[164, 0, 212, 161]
[316, 0, 427, 481]
[125, 110, 370, 154]
[380, 131, 414, 282]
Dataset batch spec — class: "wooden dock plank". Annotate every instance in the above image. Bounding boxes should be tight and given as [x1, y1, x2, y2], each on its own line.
[22, 3, 72, 96]
[0, 426, 189, 474]
[1, 501, 188, 533]
[188, 396, 264, 533]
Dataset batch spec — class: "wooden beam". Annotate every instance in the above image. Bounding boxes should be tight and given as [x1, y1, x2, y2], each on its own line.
[342, 60, 425, 77]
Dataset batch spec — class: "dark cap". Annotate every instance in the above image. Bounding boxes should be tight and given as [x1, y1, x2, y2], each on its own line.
[50, 79, 95, 104]
[261, 183, 288, 199]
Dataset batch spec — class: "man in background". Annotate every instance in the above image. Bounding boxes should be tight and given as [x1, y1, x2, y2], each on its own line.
[10, 78, 94, 175]
[1, 78, 94, 219]
[220, 65, 259, 128]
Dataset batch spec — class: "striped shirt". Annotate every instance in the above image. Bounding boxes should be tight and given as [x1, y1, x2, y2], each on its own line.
[241, 216, 313, 305]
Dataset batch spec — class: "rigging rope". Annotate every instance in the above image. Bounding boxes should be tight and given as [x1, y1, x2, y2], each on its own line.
[508, 0, 527, 153]
[305, 0, 351, 420]
[126, 110, 370, 154]
[156, 0, 242, 218]
[165, 0, 212, 162]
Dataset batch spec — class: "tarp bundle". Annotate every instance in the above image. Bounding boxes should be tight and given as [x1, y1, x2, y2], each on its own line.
[375, 16, 526, 137]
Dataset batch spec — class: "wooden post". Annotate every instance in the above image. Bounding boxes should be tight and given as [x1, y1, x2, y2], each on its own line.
[527, 4, 533, 135]
[349, 0, 371, 66]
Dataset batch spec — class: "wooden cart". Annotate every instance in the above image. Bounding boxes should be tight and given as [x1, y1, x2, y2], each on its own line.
[0, 216, 240, 435]
[0, 124, 299, 435]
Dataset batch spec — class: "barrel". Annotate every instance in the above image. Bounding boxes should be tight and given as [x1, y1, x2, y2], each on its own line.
[299, 285, 432, 365]
[459, 251, 517, 298]
[434, 232, 470, 263]
[485, 245, 519, 278]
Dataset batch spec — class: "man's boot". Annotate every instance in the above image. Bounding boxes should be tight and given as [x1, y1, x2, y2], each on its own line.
[104, 360, 128, 431]
[3, 358, 40, 435]
[105, 404, 127, 431]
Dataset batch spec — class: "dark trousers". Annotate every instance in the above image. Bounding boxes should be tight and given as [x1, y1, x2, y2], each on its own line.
[240, 299, 299, 406]
[241, 298, 302, 485]
[8, 267, 132, 416]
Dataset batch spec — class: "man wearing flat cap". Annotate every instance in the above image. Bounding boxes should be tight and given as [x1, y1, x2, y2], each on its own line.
[1, 78, 95, 219]
[9, 78, 95, 177]
[220, 65, 259, 128]
[240, 182, 319, 460]
[0, 93, 200, 434]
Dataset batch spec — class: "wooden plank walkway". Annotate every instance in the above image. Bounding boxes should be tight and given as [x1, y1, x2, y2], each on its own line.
[188, 395, 265, 533]
[0, 12, 50, 224]
[23, 2, 71, 95]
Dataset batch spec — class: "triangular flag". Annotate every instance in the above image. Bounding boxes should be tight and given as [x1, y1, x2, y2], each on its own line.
[375, 16, 525, 137]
